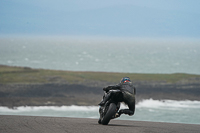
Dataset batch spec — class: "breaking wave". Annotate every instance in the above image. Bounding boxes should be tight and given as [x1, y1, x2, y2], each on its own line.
[1, 99, 200, 124]
[0, 99, 199, 113]
[0, 105, 98, 113]
[136, 99, 200, 109]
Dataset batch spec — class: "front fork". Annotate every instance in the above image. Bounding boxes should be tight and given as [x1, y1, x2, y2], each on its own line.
[99, 101, 109, 117]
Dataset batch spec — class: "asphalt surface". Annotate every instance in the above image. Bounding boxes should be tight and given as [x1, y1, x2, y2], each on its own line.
[0, 115, 199, 133]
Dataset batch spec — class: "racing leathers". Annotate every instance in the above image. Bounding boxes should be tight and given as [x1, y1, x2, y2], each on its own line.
[99, 82, 136, 116]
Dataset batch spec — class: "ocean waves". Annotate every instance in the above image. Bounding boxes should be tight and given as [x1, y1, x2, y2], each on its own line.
[0, 99, 200, 124]
[1, 38, 200, 74]
[0, 99, 200, 113]
[136, 99, 200, 109]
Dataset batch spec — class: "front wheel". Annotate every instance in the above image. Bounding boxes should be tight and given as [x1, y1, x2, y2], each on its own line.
[101, 103, 117, 125]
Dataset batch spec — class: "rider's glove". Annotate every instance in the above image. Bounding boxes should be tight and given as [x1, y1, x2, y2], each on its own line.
[103, 87, 107, 91]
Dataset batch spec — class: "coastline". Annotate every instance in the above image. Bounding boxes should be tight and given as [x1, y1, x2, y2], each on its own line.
[0, 81, 200, 108]
[0, 65, 200, 107]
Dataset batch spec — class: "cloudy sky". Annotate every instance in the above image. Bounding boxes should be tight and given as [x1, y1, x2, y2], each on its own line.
[0, 0, 200, 38]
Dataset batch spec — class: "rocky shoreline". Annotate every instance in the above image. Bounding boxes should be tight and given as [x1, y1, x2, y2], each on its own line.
[0, 80, 200, 108]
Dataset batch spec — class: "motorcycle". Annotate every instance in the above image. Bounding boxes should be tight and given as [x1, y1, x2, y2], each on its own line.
[98, 90, 124, 125]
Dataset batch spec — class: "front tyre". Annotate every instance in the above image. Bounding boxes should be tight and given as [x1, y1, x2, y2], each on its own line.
[101, 103, 117, 125]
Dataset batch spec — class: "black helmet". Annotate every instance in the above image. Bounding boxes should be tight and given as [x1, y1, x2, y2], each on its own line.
[120, 77, 131, 84]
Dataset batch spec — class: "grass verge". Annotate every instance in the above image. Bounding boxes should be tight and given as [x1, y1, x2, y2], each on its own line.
[0, 65, 200, 84]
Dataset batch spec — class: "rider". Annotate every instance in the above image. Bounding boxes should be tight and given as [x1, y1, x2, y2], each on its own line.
[98, 77, 136, 117]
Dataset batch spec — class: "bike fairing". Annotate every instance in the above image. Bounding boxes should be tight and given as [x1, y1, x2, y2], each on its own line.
[98, 77, 136, 125]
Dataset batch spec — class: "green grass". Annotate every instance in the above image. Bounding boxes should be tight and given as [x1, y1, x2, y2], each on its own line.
[0, 65, 200, 84]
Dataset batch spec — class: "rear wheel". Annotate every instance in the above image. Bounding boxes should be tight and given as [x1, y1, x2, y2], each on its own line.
[101, 103, 117, 125]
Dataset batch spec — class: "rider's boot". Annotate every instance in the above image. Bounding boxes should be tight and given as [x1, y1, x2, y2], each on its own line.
[98, 92, 111, 106]
[119, 109, 134, 116]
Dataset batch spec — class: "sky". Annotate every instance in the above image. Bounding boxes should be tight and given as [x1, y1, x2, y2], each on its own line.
[0, 0, 200, 38]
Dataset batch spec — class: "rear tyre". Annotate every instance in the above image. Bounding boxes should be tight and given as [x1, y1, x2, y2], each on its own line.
[101, 103, 117, 125]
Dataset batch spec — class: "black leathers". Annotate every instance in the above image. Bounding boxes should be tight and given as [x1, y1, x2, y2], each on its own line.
[100, 82, 136, 116]
[103, 82, 136, 95]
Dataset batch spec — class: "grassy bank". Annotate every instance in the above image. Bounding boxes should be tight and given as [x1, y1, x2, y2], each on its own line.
[1, 65, 200, 84]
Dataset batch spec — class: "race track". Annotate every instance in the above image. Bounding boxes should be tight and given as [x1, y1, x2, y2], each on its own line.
[0, 115, 199, 133]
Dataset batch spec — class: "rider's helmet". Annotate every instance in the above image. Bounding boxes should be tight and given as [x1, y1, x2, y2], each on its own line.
[120, 77, 131, 84]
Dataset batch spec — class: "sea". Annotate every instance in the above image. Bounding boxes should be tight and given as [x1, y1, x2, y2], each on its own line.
[0, 99, 200, 125]
[0, 36, 200, 124]
[0, 36, 200, 74]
